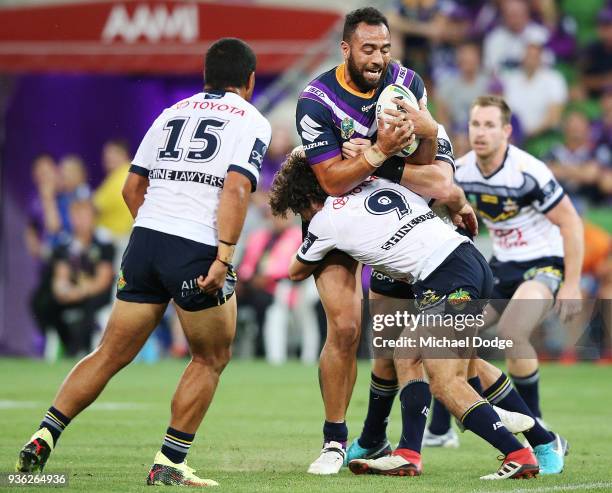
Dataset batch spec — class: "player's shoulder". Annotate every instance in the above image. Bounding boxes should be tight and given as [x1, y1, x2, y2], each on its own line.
[454, 151, 478, 179]
[507, 145, 550, 177]
[298, 66, 338, 102]
[384, 61, 426, 101]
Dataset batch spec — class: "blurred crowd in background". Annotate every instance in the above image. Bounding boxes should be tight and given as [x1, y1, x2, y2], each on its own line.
[24, 0, 611, 363]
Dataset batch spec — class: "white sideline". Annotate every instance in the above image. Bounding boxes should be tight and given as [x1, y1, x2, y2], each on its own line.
[0, 400, 148, 410]
[479, 482, 612, 493]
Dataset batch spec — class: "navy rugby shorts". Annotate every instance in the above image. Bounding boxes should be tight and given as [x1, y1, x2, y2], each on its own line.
[413, 242, 493, 314]
[116, 227, 236, 311]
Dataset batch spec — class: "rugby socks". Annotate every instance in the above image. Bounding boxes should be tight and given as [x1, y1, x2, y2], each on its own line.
[468, 376, 483, 395]
[428, 398, 451, 435]
[461, 400, 523, 456]
[397, 379, 431, 453]
[323, 420, 348, 448]
[427, 377, 481, 436]
[161, 427, 195, 464]
[39, 406, 71, 446]
[511, 369, 542, 418]
[484, 373, 554, 447]
[358, 373, 399, 448]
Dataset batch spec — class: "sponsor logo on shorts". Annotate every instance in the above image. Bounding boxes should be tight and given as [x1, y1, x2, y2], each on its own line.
[117, 270, 127, 290]
[448, 288, 472, 309]
[523, 265, 563, 282]
[416, 289, 443, 311]
[181, 277, 201, 297]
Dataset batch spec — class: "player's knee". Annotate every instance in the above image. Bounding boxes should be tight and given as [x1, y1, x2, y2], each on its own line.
[326, 316, 360, 354]
[93, 337, 139, 370]
[192, 345, 232, 374]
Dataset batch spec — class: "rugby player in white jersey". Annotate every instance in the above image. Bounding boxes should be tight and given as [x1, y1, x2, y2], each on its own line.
[452, 95, 583, 473]
[269, 150, 540, 480]
[16, 38, 271, 487]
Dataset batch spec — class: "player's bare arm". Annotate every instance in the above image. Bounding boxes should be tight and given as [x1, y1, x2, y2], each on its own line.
[198, 171, 252, 295]
[436, 184, 478, 235]
[312, 111, 415, 196]
[545, 195, 585, 319]
[122, 172, 149, 219]
[399, 161, 452, 199]
[289, 256, 320, 281]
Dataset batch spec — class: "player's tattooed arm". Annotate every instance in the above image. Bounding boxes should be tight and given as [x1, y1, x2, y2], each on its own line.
[122, 172, 149, 219]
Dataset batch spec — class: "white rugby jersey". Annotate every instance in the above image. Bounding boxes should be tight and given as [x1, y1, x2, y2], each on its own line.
[299, 177, 469, 283]
[455, 145, 565, 262]
[130, 90, 271, 245]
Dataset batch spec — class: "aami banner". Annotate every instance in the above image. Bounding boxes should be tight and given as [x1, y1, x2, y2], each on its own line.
[0, 1, 341, 74]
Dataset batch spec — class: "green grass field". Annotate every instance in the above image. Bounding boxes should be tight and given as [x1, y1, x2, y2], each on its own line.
[1, 359, 611, 492]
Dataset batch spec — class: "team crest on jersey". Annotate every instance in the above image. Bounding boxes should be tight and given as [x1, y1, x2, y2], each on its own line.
[341, 117, 355, 140]
[117, 270, 127, 291]
[503, 197, 519, 214]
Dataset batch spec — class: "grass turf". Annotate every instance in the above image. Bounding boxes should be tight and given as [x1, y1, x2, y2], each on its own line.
[1, 359, 611, 492]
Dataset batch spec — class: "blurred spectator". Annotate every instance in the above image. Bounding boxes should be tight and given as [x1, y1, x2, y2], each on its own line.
[501, 39, 567, 139]
[581, 8, 612, 99]
[236, 210, 302, 357]
[593, 88, 612, 166]
[26, 154, 61, 260]
[93, 139, 133, 259]
[57, 154, 91, 233]
[51, 199, 115, 356]
[26, 154, 66, 345]
[435, 41, 491, 134]
[260, 122, 296, 190]
[387, 0, 452, 79]
[483, 0, 550, 73]
[531, 0, 577, 61]
[546, 111, 600, 205]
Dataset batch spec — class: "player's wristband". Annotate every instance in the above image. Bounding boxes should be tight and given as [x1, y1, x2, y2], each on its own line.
[372, 156, 406, 184]
[218, 239, 236, 246]
[217, 243, 235, 265]
[363, 144, 388, 168]
[216, 257, 231, 268]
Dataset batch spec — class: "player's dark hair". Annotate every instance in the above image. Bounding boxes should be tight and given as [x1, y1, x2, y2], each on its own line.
[472, 95, 512, 125]
[205, 38, 256, 90]
[269, 151, 328, 218]
[342, 7, 389, 42]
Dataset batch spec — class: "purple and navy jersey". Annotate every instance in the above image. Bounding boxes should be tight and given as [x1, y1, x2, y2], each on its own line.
[296, 61, 427, 166]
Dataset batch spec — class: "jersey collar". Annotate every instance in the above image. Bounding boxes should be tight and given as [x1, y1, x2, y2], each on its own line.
[335, 63, 377, 99]
[476, 145, 510, 180]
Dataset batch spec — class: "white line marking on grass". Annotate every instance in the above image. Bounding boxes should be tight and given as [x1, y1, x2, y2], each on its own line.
[0, 400, 148, 410]
[479, 482, 612, 493]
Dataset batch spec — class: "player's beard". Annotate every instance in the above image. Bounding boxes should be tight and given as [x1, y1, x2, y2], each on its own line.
[347, 55, 385, 93]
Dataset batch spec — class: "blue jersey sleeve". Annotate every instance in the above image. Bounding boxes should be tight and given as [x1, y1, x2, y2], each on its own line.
[296, 97, 341, 165]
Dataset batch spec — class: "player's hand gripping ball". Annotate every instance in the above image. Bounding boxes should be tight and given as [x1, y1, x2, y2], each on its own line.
[376, 84, 420, 157]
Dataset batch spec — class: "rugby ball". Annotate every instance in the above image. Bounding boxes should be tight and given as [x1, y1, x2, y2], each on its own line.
[376, 84, 420, 157]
